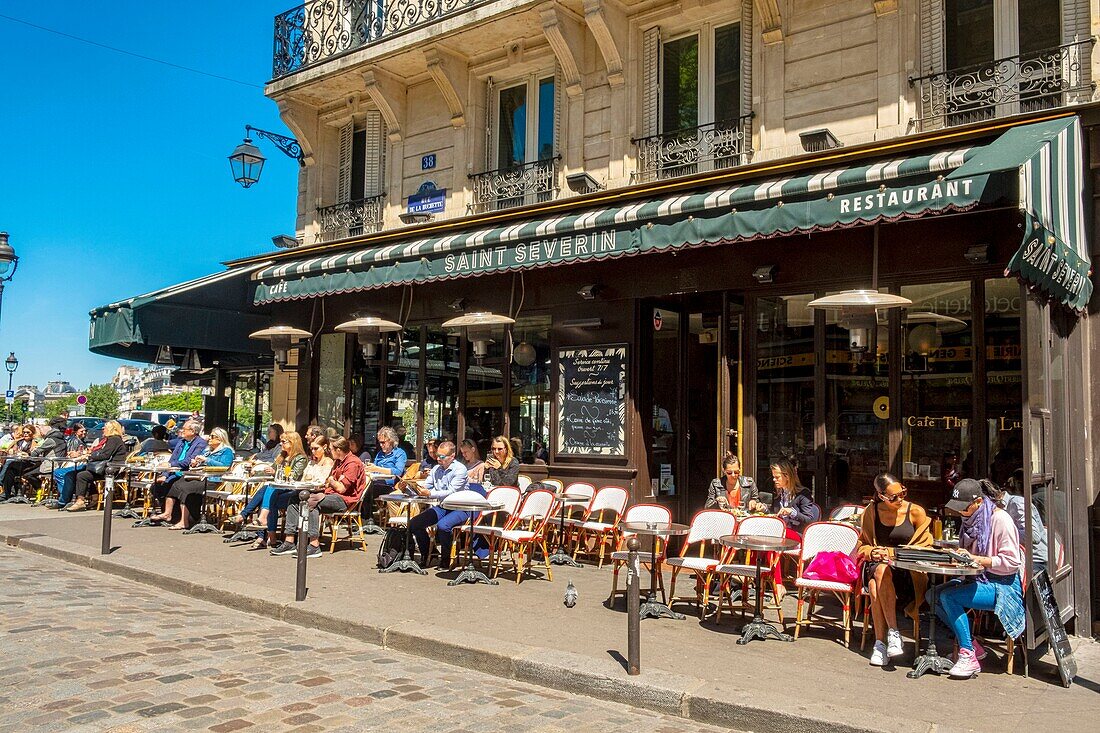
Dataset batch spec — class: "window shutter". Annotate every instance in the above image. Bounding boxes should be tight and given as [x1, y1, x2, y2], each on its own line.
[1061, 0, 1091, 93]
[363, 110, 385, 197]
[918, 0, 945, 127]
[740, 0, 753, 145]
[336, 121, 354, 203]
[485, 76, 495, 170]
[918, 0, 944, 76]
[554, 66, 563, 159]
[641, 26, 660, 138]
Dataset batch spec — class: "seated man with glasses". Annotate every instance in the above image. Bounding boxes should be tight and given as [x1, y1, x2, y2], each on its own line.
[407, 440, 472, 567]
[362, 426, 408, 516]
[855, 473, 932, 666]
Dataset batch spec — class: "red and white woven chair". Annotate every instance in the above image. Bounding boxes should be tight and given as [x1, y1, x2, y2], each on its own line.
[606, 503, 673, 606]
[452, 486, 521, 565]
[493, 488, 557, 584]
[569, 486, 629, 568]
[792, 521, 860, 646]
[665, 509, 739, 618]
[713, 515, 787, 626]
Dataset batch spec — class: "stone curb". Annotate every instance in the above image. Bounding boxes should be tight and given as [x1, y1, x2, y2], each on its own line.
[2, 530, 935, 733]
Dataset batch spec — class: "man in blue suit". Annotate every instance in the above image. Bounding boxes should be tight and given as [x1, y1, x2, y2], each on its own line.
[153, 420, 208, 507]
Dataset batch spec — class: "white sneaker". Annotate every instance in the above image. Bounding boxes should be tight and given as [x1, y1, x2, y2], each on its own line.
[870, 640, 888, 666]
[886, 628, 905, 658]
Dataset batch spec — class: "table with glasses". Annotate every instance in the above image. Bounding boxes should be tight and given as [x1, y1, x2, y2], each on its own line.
[379, 493, 438, 575]
[440, 493, 504, 586]
[0, 454, 53, 505]
[548, 491, 591, 567]
[719, 534, 799, 644]
[891, 556, 982, 679]
[113, 460, 165, 519]
[620, 521, 691, 620]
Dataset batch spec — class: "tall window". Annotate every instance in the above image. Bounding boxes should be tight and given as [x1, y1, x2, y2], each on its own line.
[496, 77, 555, 169]
[660, 23, 741, 134]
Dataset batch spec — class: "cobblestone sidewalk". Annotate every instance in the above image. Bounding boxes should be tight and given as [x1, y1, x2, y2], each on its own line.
[0, 546, 734, 733]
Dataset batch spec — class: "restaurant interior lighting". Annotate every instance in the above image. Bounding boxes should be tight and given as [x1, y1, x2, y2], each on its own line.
[513, 341, 537, 367]
[752, 265, 778, 284]
[249, 325, 312, 369]
[907, 323, 943, 355]
[335, 315, 402, 360]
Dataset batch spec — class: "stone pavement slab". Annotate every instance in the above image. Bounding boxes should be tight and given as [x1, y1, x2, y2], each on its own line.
[1, 505, 1097, 733]
[0, 545, 734, 733]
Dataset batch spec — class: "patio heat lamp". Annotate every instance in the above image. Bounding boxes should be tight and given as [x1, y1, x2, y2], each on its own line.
[249, 326, 312, 369]
[442, 312, 515, 362]
[335, 315, 402, 360]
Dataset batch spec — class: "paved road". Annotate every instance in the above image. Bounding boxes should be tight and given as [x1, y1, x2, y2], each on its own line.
[0, 546, 732, 733]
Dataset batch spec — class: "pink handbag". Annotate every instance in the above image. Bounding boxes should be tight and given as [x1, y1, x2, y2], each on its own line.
[803, 551, 859, 584]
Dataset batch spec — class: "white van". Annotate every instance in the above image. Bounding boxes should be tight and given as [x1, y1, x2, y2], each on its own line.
[127, 410, 197, 428]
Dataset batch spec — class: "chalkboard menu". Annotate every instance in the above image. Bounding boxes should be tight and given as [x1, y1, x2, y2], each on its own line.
[557, 345, 627, 457]
[1030, 570, 1076, 687]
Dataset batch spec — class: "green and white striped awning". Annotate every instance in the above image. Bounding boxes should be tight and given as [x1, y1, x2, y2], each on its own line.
[950, 116, 1091, 311]
[253, 117, 1090, 311]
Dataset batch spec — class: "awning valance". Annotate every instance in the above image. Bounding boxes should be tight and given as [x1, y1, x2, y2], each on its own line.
[252, 117, 1091, 311]
[90, 263, 275, 366]
[950, 116, 1092, 311]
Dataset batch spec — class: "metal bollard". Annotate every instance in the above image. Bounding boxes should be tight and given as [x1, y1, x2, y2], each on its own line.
[626, 535, 640, 675]
[295, 489, 309, 601]
[100, 472, 114, 555]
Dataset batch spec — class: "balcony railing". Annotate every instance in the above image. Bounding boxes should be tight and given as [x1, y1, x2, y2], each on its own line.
[632, 114, 754, 184]
[316, 194, 386, 242]
[468, 157, 560, 214]
[909, 38, 1095, 132]
[273, 0, 490, 79]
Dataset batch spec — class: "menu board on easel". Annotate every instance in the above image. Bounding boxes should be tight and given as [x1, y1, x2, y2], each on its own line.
[1030, 569, 1077, 688]
[557, 345, 627, 457]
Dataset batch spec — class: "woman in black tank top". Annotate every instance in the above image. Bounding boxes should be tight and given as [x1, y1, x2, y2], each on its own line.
[856, 474, 933, 665]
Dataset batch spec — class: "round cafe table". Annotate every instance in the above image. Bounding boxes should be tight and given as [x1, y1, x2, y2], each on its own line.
[440, 493, 504, 586]
[378, 493, 438, 575]
[620, 521, 691, 620]
[223, 475, 277, 543]
[718, 534, 799, 644]
[548, 491, 591, 567]
[891, 556, 982, 679]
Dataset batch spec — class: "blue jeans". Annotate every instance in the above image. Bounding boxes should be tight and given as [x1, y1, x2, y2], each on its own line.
[54, 465, 84, 506]
[935, 580, 997, 651]
[409, 506, 476, 562]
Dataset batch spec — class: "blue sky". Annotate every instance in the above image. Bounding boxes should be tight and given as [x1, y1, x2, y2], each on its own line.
[0, 3, 296, 390]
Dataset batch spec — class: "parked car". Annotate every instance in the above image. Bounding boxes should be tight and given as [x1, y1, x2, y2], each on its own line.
[128, 410, 197, 428]
[118, 418, 161, 443]
[65, 417, 106, 439]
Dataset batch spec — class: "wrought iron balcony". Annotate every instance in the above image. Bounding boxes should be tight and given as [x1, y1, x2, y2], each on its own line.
[273, 0, 489, 79]
[909, 38, 1096, 132]
[632, 115, 754, 184]
[316, 194, 386, 242]
[468, 157, 560, 214]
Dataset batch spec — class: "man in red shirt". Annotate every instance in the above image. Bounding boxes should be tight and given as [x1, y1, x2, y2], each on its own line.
[271, 436, 365, 558]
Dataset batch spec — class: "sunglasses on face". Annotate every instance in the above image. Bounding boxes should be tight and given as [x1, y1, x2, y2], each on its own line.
[879, 490, 907, 502]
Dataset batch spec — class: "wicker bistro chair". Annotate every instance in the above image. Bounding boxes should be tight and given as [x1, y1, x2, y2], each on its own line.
[539, 478, 564, 494]
[517, 474, 533, 492]
[568, 486, 630, 568]
[320, 493, 370, 554]
[493, 488, 557, 584]
[666, 509, 739, 618]
[202, 461, 251, 529]
[792, 521, 861, 646]
[451, 486, 521, 566]
[606, 503, 673, 606]
[713, 515, 788, 626]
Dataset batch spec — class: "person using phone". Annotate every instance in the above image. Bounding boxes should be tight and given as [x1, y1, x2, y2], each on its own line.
[705, 453, 758, 512]
[483, 435, 520, 487]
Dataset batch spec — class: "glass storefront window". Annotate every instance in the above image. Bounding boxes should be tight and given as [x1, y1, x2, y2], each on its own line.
[385, 327, 421, 459]
[984, 278, 1023, 488]
[316, 333, 347, 436]
[424, 327, 459, 450]
[350, 346, 381, 455]
[755, 295, 815, 495]
[510, 316, 551, 464]
[900, 281, 973, 508]
[229, 371, 271, 451]
[824, 294, 889, 505]
[649, 308, 680, 496]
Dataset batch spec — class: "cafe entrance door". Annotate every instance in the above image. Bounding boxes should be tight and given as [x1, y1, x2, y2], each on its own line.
[643, 294, 741, 522]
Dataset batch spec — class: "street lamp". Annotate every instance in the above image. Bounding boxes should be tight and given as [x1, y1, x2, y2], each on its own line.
[4, 352, 16, 423]
[0, 233, 20, 333]
[229, 125, 304, 188]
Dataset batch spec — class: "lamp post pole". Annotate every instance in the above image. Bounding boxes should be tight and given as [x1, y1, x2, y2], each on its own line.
[4, 353, 17, 424]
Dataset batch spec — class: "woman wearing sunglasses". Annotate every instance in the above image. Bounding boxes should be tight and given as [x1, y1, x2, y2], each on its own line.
[856, 473, 933, 666]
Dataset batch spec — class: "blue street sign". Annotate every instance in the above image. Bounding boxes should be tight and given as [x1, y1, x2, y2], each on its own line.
[4, 390, 13, 399]
[407, 181, 446, 215]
